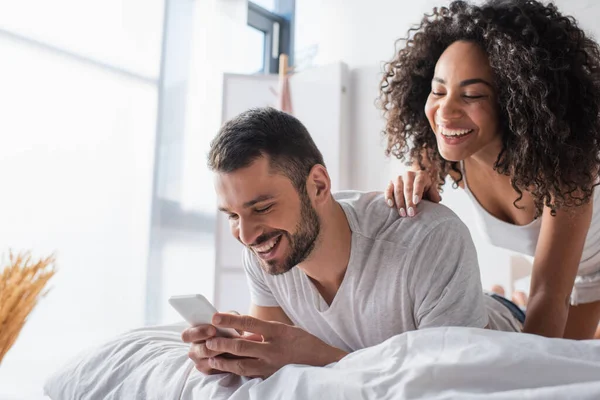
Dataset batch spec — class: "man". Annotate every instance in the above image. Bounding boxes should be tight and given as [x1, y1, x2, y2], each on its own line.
[182, 107, 521, 379]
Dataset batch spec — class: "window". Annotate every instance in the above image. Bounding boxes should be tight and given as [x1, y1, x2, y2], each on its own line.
[247, 0, 295, 73]
[250, 0, 277, 13]
[0, 1, 163, 396]
[232, 24, 267, 74]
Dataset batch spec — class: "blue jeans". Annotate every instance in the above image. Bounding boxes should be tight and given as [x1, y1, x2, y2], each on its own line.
[490, 293, 526, 324]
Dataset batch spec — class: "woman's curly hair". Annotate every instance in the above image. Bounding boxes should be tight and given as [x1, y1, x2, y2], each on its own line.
[379, 0, 600, 215]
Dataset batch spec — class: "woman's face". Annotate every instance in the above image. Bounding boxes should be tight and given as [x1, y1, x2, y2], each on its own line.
[424, 40, 501, 162]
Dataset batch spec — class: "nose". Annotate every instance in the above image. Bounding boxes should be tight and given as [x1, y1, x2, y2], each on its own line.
[437, 95, 464, 121]
[234, 217, 261, 246]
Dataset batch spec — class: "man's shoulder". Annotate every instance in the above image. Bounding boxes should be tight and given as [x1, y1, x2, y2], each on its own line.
[334, 190, 464, 244]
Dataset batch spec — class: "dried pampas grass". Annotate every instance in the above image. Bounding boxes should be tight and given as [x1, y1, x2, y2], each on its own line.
[0, 251, 56, 364]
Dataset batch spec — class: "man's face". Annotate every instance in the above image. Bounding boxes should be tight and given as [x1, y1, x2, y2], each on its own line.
[215, 156, 320, 275]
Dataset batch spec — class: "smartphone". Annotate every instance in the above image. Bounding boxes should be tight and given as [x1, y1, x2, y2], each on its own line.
[168, 294, 239, 338]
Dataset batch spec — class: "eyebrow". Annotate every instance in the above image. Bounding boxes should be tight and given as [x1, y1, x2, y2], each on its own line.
[433, 77, 493, 88]
[218, 194, 275, 213]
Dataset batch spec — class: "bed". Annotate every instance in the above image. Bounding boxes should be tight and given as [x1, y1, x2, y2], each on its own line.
[43, 322, 600, 399]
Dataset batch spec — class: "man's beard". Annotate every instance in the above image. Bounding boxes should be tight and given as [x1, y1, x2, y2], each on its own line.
[253, 188, 320, 275]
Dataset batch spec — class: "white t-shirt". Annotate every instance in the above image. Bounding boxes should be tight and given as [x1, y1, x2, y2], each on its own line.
[244, 191, 520, 352]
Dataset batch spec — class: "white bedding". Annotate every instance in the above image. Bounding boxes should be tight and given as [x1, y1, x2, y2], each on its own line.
[44, 323, 600, 399]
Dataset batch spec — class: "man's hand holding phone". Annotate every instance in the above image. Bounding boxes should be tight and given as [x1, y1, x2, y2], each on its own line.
[169, 294, 262, 375]
[199, 313, 348, 378]
[171, 294, 345, 378]
[181, 317, 265, 375]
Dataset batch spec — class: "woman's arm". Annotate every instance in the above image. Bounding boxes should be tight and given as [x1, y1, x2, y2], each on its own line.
[524, 201, 592, 337]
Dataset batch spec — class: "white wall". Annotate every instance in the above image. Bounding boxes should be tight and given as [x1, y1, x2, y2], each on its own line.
[294, 0, 600, 292]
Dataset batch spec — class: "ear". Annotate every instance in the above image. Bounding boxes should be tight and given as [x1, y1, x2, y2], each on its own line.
[306, 164, 331, 206]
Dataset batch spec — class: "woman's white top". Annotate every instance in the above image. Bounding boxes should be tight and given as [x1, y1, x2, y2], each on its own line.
[461, 161, 600, 277]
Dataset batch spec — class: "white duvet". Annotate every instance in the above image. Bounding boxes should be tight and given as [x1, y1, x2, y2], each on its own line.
[45, 323, 600, 400]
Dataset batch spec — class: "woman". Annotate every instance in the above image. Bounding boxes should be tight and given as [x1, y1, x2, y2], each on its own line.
[379, 0, 600, 339]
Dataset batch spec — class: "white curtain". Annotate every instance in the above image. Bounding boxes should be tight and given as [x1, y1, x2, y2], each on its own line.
[0, 0, 162, 395]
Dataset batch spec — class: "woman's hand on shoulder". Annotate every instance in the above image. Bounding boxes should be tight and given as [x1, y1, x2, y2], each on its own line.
[385, 170, 441, 217]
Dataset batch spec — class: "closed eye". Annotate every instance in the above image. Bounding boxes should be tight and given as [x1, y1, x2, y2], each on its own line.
[255, 204, 273, 214]
[432, 91, 445, 96]
[463, 95, 486, 99]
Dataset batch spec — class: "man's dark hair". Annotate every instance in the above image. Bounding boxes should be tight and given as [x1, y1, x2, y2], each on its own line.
[208, 107, 325, 190]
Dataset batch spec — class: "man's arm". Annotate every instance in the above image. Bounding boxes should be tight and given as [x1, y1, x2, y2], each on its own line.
[250, 303, 294, 325]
